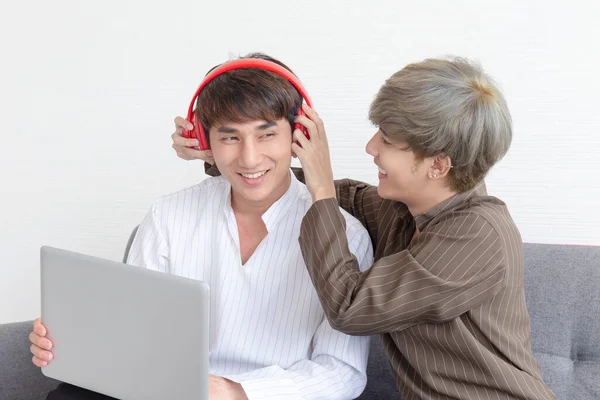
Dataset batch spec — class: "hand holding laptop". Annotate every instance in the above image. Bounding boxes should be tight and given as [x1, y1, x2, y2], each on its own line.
[29, 318, 53, 367]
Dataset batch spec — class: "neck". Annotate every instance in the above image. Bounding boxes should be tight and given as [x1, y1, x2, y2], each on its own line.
[230, 172, 291, 217]
[407, 185, 459, 216]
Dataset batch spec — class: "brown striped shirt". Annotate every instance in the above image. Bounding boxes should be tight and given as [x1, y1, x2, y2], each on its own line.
[298, 177, 555, 400]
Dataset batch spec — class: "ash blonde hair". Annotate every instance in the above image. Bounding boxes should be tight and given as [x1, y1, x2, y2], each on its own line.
[369, 57, 512, 192]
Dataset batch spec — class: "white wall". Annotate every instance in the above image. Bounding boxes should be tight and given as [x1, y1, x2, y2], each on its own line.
[1, 0, 599, 324]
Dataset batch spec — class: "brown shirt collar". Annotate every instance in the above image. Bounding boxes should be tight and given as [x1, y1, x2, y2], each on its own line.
[413, 181, 488, 232]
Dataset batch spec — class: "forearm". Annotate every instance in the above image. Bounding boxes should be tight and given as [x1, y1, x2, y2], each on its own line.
[299, 198, 507, 335]
[225, 357, 367, 400]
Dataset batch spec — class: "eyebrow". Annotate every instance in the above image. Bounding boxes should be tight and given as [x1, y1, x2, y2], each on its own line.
[256, 121, 277, 130]
[216, 127, 239, 134]
[216, 121, 278, 134]
[379, 127, 389, 136]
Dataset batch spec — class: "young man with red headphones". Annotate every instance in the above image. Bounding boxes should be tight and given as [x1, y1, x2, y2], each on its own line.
[29, 53, 373, 400]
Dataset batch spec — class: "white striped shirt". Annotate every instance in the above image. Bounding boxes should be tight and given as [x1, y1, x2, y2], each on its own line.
[127, 171, 373, 400]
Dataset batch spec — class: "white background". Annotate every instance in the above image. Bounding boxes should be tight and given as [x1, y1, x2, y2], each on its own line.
[1, 0, 599, 323]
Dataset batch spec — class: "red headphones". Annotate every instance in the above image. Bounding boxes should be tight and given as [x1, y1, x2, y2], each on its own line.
[182, 58, 313, 151]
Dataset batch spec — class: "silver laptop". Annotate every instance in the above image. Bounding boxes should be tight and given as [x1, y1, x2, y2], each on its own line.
[40, 246, 209, 400]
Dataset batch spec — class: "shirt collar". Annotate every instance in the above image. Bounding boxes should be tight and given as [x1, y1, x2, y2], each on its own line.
[413, 181, 488, 232]
[261, 170, 300, 231]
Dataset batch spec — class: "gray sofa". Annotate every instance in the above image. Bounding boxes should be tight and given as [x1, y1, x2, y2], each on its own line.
[1, 239, 599, 400]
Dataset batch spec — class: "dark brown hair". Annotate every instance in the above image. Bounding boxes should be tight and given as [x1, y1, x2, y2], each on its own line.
[194, 53, 303, 143]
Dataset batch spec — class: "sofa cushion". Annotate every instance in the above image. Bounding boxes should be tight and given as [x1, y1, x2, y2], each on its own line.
[523, 243, 600, 399]
[356, 335, 403, 399]
[0, 321, 60, 400]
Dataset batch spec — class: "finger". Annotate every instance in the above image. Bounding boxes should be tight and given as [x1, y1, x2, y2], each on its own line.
[175, 148, 196, 161]
[171, 132, 199, 148]
[302, 104, 325, 131]
[301, 104, 328, 144]
[33, 318, 46, 336]
[176, 147, 214, 162]
[32, 355, 48, 368]
[29, 331, 40, 346]
[183, 147, 213, 160]
[29, 331, 53, 350]
[293, 129, 311, 150]
[174, 116, 193, 132]
[291, 142, 303, 159]
[292, 143, 314, 171]
[295, 115, 319, 141]
[30, 344, 53, 361]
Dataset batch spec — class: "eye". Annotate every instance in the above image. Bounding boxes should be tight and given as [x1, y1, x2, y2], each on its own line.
[380, 135, 392, 146]
[261, 132, 276, 140]
[221, 136, 239, 142]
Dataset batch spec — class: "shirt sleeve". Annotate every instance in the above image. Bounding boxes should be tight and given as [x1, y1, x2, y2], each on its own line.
[205, 162, 220, 177]
[291, 169, 384, 242]
[299, 198, 507, 335]
[332, 178, 385, 244]
[125, 203, 170, 273]
[224, 226, 373, 400]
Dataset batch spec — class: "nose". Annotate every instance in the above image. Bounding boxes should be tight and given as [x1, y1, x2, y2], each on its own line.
[239, 140, 262, 169]
[365, 131, 379, 157]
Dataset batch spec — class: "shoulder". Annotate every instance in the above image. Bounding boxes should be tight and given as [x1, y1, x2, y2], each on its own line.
[296, 182, 369, 233]
[303, 184, 373, 261]
[471, 195, 522, 244]
[150, 176, 230, 216]
[429, 195, 520, 250]
[296, 180, 369, 237]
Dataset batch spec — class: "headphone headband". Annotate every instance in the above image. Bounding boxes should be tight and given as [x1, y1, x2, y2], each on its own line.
[184, 58, 313, 150]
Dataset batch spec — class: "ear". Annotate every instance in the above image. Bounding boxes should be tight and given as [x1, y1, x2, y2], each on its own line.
[427, 153, 453, 180]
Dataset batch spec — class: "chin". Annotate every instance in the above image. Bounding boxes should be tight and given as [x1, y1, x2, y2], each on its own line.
[376, 185, 403, 202]
[376, 185, 391, 199]
[239, 186, 273, 203]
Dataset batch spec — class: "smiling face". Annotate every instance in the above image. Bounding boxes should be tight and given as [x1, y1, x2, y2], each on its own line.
[365, 129, 429, 206]
[209, 118, 293, 209]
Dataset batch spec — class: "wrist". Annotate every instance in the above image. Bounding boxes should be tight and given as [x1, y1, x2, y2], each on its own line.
[312, 185, 336, 203]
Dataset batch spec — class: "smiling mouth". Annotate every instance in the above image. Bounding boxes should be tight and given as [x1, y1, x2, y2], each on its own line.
[378, 166, 387, 175]
[238, 170, 270, 179]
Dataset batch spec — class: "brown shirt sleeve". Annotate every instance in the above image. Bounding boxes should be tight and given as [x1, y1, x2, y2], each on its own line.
[205, 162, 220, 176]
[299, 198, 506, 336]
[289, 170, 385, 245]
[333, 179, 385, 246]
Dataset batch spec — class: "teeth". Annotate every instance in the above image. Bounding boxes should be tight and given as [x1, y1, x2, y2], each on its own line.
[378, 167, 387, 175]
[241, 171, 267, 179]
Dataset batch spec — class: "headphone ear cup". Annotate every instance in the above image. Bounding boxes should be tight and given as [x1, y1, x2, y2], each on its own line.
[191, 115, 198, 140]
[193, 116, 211, 150]
[183, 115, 194, 139]
[294, 107, 310, 140]
[192, 116, 203, 150]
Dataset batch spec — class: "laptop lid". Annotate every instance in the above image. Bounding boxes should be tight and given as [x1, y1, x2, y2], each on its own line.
[40, 246, 209, 400]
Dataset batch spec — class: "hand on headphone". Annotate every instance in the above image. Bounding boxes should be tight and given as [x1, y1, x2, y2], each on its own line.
[292, 104, 336, 203]
[172, 116, 214, 163]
